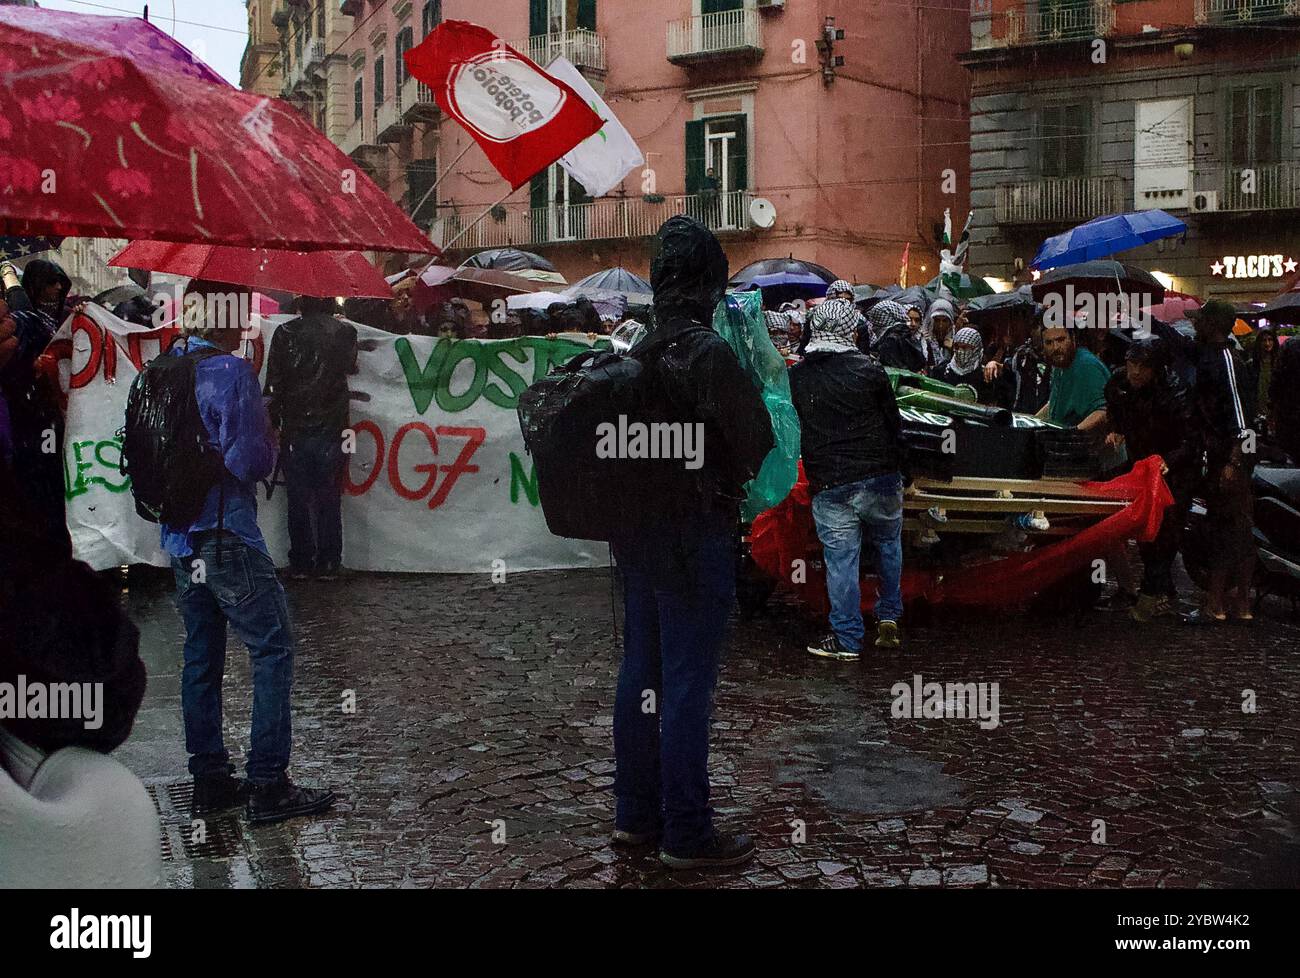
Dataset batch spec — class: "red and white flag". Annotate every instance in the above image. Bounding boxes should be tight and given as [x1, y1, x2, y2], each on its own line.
[405, 20, 604, 190]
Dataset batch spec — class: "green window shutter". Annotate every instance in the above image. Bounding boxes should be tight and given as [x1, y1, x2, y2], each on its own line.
[728, 114, 748, 190]
[374, 56, 385, 107]
[1064, 102, 1090, 176]
[685, 119, 706, 195]
[530, 169, 549, 210]
[530, 0, 548, 36]
[577, 0, 597, 30]
[408, 159, 437, 227]
[1040, 104, 1061, 177]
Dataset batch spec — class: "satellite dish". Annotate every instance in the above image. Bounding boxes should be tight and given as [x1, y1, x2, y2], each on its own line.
[749, 197, 777, 229]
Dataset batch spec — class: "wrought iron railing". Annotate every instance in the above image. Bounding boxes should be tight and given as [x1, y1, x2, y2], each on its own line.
[667, 8, 763, 61]
[995, 174, 1126, 223]
[441, 190, 755, 249]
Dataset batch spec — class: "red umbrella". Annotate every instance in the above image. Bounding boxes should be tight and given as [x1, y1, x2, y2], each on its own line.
[108, 241, 394, 299]
[0, 7, 436, 254]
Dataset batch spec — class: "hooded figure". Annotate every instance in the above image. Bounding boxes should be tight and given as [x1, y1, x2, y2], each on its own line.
[607, 215, 773, 869]
[19, 259, 71, 324]
[935, 326, 998, 403]
[1, 260, 70, 555]
[923, 297, 957, 370]
[869, 299, 928, 373]
[805, 298, 860, 354]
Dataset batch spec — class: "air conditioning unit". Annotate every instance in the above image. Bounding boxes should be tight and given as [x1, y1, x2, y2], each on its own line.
[1189, 191, 1218, 213]
[757, 0, 785, 10]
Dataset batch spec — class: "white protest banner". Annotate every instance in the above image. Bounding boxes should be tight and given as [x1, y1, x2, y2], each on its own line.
[548, 57, 645, 199]
[53, 305, 607, 573]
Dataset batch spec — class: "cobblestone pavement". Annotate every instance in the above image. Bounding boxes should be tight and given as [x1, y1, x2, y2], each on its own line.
[113, 565, 1300, 889]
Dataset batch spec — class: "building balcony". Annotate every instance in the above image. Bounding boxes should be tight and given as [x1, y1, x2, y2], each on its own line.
[1201, 162, 1300, 212]
[441, 190, 756, 250]
[282, 38, 325, 95]
[1195, 0, 1300, 25]
[340, 113, 382, 157]
[995, 174, 1126, 224]
[376, 95, 408, 144]
[972, 0, 1115, 50]
[522, 29, 607, 73]
[667, 9, 763, 64]
[400, 75, 439, 124]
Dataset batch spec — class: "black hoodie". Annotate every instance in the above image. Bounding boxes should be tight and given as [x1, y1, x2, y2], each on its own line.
[643, 216, 774, 514]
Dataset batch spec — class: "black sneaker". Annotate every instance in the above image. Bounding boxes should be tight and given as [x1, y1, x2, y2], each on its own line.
[611, 827, 660, 848]
[806, 633, 860, 661]
[192, 769, 250, 815]
[660, 831, 756, 870]
[246, 779, 336, 826]
[316, 563, 340, 581]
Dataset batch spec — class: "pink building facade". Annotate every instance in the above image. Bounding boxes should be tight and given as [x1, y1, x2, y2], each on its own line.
[267, 1, 971, 285]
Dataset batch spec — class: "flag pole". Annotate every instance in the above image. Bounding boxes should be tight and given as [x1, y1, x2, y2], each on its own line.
[409, 141, 474, 219]
[442, 186, 516, 252]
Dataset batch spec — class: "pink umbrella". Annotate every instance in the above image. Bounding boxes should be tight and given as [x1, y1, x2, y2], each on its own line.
[1142, 292, 1200, 323]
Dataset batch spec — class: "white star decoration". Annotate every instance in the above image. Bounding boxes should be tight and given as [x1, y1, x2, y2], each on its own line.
[1286, 258, 1298, 274]
[1210, 261, 1224, 276]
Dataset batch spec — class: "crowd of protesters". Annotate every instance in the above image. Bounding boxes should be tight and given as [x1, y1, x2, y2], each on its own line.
[5, 221, 1300, 879]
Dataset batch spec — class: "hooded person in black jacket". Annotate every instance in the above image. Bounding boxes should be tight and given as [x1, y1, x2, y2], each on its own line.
[1103, 338, 1195, 621]
[869, 299, 929, 374]
[1191, 300, 1257, 622]
[0, 259, 70, 557]
[264, 296, 358, 579]
[609, 216, 772, 871]
[789, 297, 908, 658]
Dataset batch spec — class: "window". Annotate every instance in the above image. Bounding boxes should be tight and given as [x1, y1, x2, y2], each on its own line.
[396, 27, 414, 87]
[686, 114, 748, 229]
[354, 76, 364, 121]
[1038, 102, 1092, 178]
[702, 0, 744, 12]
[422, 0, 443, 37]
[1228, 84, 1282, 166]
[374, 54, 385, 107]
[316, 2, 325, 37]
[530, 0, 597, 36]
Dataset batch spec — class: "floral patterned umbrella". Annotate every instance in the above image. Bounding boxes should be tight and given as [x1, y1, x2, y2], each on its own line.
[0, 7, 436, 254]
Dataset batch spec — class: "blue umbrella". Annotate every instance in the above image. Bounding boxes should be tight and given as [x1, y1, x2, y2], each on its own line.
[1031, 210, 1186, 271]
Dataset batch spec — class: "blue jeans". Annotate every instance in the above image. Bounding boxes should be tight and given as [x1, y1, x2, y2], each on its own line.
[283, 433, 344, 570]
[611, 513, 736, 853]
[811, 473, 904, 651]
[172, 532, 295, 784]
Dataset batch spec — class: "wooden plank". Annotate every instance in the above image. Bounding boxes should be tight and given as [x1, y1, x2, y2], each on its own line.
[911, 476, 1121, 499]
[904, 493, 1123, 515]
[903, 519, 1075, 536]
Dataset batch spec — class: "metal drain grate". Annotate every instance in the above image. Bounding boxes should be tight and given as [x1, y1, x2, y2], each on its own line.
[145, 780, 246, 861]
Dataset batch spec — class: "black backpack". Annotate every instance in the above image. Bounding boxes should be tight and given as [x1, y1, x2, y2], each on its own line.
[120, 340, 227, 526]
[517, 329, 708, 542]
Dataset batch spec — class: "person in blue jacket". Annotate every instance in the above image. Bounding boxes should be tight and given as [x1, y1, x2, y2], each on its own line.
[162, 280, 335, 825]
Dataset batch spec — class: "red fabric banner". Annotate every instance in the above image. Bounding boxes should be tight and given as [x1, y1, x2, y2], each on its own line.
[750, 455, 1174, 612]
[404, 21, 604, 190]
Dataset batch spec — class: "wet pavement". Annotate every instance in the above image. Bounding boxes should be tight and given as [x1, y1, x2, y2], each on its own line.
[112, 564, 1300, 889]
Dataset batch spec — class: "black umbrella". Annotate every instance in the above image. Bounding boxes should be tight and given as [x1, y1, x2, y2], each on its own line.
[1259, 291, 1300, 325]
[966, 285, 1037, 322]
[91, 283, 147, 307]
[728, 257, 837, 292]
[1030, 260, 1165, 303]
[460, 248, 558, 273]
